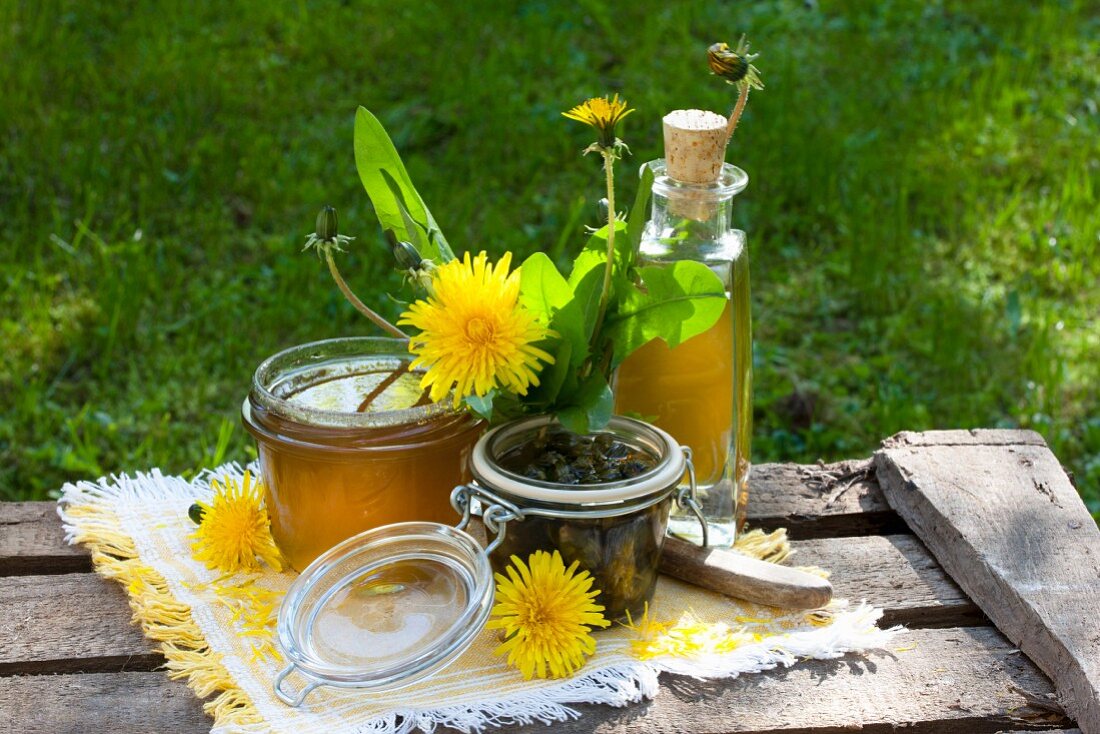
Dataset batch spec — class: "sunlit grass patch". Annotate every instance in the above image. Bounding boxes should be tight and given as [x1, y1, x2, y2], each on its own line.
[0, 0, 1096, 515]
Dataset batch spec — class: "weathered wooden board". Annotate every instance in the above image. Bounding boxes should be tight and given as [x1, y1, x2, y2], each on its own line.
[0, 437, 1080, 733]
[0, 462, 904, 577]
[0, 533, 981, 677]
[0, 626, 1074, 734]
[0, 671, 207, 734]
[0, 573, 158, 675]
[797, 534, 983, 629]
[883, 429, 1048, 448]
[0, 502, 89, 575]
[877, 430, 1100, 734]
[748, 460, 907, 539]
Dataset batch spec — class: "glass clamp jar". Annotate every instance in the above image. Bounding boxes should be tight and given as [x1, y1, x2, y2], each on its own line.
[273, 522, 494, 707]
[454, 415, 708, 622]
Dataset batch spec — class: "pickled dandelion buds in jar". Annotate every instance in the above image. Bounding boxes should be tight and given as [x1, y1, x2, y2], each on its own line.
[486, 550, 610, 679]
[189, 472, 284, 574]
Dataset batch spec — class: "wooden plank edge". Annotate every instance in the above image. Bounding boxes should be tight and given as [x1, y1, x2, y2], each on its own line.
[0, 653, 163, 677]
[0, 501, 89, 576]
[0, 532, 989, 677]
[881, 603, 987, 630]
[747, 460, 904, 541]
[2, 461, 909, 577]
[751, 508, 908, 540]
[0, 626, 1075, 734]
[881, 428, 1048, 449]
[0, 554, 92, 576]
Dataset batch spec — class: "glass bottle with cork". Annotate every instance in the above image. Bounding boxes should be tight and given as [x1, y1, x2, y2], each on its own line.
[615, 39, 763, 546]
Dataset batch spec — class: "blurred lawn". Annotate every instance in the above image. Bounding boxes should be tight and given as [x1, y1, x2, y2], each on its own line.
[1, 0, 1097, 514]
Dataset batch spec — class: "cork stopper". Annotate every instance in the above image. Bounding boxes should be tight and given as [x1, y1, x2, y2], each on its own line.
[662, 109, 729, 184]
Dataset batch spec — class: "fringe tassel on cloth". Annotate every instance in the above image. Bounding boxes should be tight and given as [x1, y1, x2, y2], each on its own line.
[59, 465, 903, 734]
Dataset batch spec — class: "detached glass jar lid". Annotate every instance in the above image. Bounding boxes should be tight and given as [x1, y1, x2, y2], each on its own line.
[274, 522, 493, 706]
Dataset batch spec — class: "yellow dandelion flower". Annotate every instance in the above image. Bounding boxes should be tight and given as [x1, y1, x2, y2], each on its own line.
[562, 94, 634, 149]
[486, 550, 610, 680]
[190, 472, 283, 574]
[398, 251, 554, 407]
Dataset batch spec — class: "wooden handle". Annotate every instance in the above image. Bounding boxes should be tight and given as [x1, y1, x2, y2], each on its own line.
[659, 536, 833, 610]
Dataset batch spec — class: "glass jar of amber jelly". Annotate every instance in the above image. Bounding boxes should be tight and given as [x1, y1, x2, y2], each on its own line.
[242, 337, 483, 571]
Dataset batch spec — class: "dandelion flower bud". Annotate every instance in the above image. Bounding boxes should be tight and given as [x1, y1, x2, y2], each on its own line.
[303, 204, 354, 256]
[316, 205, 339, 243]
[707, 37, 764, 90]
[391, 238, 423, 271]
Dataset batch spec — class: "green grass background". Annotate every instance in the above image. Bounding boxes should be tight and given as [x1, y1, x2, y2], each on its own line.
[1, 0, 1097, 515]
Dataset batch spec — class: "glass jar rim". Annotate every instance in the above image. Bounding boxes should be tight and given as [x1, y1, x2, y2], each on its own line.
[250, 336, 455, 429]
[646, 158, 749, 198]
[470, 415, 686, 507]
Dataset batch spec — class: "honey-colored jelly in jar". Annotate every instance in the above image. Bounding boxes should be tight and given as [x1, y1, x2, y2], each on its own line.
[242, 337, 483, 571]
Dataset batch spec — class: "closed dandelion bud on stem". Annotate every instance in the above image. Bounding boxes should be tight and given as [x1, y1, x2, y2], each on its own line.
[303, 206, 408, 339]
[706, 37, 764, 144]
[707, 43, 748, 84]
[391, 239, 423, 271]
[316, 205, 339, 242]
[707, 37, 763, 91]
[303, 204, 354, 257]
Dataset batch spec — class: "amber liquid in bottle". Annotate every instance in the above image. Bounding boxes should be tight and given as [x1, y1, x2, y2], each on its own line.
[614, 162, 752, 546]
